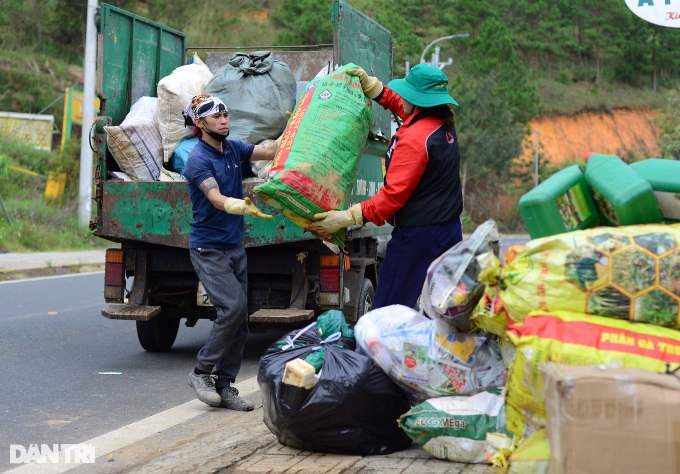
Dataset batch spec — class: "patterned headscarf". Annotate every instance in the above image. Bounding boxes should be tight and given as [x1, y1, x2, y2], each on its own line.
[182, 94, 228, 128]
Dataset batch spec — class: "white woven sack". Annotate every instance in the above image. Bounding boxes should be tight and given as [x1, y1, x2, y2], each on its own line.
[158, 53, 213, 163]
[250, 138, 275, 179]
[105, 97, 163, 181]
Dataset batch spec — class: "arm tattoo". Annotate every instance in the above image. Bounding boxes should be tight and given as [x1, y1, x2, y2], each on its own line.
[198, 177, 218, 196]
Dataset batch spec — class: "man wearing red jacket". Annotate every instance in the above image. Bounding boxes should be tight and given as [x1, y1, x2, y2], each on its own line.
[311, 64, 463, 310]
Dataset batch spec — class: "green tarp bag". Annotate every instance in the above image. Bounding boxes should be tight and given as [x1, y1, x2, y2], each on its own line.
[203, 51, 296, 145]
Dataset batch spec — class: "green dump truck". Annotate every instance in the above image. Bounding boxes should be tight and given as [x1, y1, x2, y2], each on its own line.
[92, 1, 393, 351]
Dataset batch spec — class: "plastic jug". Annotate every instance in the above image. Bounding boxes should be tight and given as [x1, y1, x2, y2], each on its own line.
[519, 165, 599, 239]
[584, 154, 662, 226]
[630, 158, 680, 223]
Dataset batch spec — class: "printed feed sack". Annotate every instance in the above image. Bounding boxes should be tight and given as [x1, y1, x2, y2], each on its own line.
[504, 309, 680, 437]
[398, 388, 510, 464]
[501, 223, 680, 329]
[254, 63, 372, 246]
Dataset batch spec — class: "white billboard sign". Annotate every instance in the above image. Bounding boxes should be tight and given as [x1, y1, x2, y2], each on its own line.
[625, 0, 680, 28]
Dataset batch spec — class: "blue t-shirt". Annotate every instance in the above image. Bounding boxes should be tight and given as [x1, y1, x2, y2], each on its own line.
[184, 138, 255, 249]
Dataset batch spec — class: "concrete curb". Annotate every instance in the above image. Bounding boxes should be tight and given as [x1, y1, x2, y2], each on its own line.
[0, 249, 106, 281]
[94, 399, 489, 474]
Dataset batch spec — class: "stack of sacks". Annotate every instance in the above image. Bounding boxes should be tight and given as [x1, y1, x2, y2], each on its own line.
[497, 223, 680, 439]
[354, 221, 519, 464]
[505, 309, 680, 437]
[104, 53, 212, 181]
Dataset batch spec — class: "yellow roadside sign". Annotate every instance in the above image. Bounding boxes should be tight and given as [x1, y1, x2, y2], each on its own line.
[45, 172, 67, 204]
[70, 89, 101, 125]
[60, 87, 101, 153]
[0, 112, 54, 151]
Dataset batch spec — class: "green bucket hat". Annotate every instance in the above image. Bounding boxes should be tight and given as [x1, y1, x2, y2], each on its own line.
[387, 64, 458, 107]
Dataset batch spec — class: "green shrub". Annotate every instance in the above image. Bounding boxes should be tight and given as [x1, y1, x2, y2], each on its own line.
[0, 198, 103, 252]
[0, 138, 51, 200]
[0, 135, 101, 251]
[556, 71, 572, 85]
[657, 88, 680, 160]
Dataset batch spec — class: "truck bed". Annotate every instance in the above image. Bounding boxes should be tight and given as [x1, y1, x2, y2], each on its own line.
[94, 0, 393, 248]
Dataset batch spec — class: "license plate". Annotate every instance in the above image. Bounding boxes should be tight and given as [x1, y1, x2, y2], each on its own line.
[196, 281, 213, 307]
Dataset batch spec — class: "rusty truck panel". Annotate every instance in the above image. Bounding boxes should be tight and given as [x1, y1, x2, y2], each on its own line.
[100, 180, 316, 248]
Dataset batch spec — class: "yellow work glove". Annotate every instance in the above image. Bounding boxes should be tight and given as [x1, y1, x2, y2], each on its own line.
[309, 203, 363, 234]
[223, 197, 272, 219]
[346, 67, 383, 100]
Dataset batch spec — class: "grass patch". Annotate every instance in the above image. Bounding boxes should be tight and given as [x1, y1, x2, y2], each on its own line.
[537, 79, 669, 115]
[0, 136, 105, 252]
[0, 49, 77, 122]
[0, 138, 52, 199]
[0, 198, 106, 252]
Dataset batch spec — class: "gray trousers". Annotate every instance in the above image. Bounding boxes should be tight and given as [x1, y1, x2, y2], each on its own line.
[189, 246, 249, 386]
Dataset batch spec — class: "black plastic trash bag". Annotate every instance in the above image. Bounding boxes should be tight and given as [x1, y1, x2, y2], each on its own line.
[258, 323, 412, 455]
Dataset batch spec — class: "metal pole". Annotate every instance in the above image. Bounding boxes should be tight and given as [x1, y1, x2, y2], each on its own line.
[419, 34, 470, 64]
[78, 0, 98, 226]
[0, 193, 11, 225]
[534, 128, 539, 187]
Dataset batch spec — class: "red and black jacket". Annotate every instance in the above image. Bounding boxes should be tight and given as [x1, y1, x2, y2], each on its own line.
[361, 86, 463, 227]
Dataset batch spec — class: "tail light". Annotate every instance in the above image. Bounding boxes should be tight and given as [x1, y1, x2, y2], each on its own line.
[104, 248, 125, 302]
[319, 255, 350, 292]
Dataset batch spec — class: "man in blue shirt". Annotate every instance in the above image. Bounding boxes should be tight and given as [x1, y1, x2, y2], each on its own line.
[182, 94, 278, 410]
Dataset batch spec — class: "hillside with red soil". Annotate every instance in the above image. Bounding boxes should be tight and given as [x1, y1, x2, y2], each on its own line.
[525, 109, 661, 164]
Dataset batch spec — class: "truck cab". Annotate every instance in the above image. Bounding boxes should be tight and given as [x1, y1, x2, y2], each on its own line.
[92, 1, 394, 351]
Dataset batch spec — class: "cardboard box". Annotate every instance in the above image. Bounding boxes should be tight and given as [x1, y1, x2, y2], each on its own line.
[541, 363, 680, 474]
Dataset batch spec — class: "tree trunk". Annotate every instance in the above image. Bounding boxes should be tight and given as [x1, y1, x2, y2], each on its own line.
[595, 45, 600, 84]
[495, 183, 501, 217]
[462, 162, 467, 198]
[652, 31, 657, 93]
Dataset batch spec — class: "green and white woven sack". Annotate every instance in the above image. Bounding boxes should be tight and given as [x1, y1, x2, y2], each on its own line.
[398, 388, 510, 463]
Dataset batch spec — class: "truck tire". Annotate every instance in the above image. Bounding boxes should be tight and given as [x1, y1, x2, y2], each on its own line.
[136, 316, 180, 352]
[356, 278, 374, 317]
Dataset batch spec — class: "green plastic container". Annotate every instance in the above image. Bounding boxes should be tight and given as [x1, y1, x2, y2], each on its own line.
[584, 154, 662, 226]
[630, 158, 680, 223]
[519, 165, 600, 239]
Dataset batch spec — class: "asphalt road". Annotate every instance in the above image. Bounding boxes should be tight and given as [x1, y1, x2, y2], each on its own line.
[0, 272, 290, 472]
